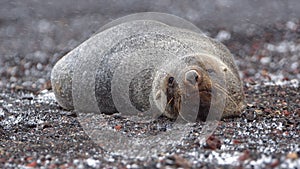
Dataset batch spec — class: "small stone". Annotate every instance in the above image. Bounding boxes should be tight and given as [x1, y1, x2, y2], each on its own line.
[114, 125, 122, 131]
[173, 155, 191, 168]
[204, 135, 221, 150]
[268, 159, 280, 168]
[242, 109, 256, 122]
[27, 161, 38, 168]
[255, 109, 263, 115]
[286, 152, 298, 160]
[238, 150, 250, 161]
[45, 154, 52, 160]
[21, 94, 34, 100]
[282, 110, 290, 116]
[233, 139, 243, 144]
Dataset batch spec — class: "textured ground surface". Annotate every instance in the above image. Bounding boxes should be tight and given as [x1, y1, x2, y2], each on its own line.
[0, 1, 300, 168]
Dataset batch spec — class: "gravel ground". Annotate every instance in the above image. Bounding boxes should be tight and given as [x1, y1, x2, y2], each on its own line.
[0, 1, 300, 168]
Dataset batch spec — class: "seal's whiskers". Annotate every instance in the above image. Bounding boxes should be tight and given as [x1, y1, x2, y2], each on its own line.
[213, 83, 238, 109]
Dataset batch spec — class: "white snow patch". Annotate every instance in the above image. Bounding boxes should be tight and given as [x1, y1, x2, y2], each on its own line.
[291, 62, 299, 70]
[215, 30, 231, 42]
[37, 19, 53, 33]
[36, 90, 56, 101]
[264, 79, 299, 88]
[266, 41, 300, 53]
[260, 57, 271, 65]
[210, 151, 240, 166]
[0, 108, 4, 117]
[85, 158, 101, 168]
[286, 21, 297, 30]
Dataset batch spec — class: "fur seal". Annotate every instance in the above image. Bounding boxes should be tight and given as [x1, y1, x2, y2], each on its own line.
[51, 12, 244, 121]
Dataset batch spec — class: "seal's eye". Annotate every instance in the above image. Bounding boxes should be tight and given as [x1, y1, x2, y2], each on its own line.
[168, 76, 174, 85]
[185, 70, 200, 86]
[206, 68, 216, 74]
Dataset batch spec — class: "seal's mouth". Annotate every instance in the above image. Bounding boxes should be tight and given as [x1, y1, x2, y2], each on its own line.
[196, 90, 212, 121]
[164, 76, 181, 119]
[164, 84, 212, 121]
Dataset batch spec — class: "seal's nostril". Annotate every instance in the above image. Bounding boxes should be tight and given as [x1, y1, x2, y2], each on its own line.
[195, 74, 199, 82]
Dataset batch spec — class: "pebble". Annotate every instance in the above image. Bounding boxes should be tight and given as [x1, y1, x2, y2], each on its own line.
[204, 136, 222, 150]
[287, 152, 298, 160]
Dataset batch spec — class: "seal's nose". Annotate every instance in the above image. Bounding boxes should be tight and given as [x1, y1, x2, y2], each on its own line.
[184, 70, 202, 86]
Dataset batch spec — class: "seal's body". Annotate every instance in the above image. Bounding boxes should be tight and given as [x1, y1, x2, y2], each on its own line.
[51, 16, 244, 121]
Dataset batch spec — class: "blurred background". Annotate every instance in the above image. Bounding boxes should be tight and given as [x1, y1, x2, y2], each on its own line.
[0, 0, 299, 90]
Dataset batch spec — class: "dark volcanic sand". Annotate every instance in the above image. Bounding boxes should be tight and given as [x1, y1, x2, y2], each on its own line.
[0, 2, 300, 169]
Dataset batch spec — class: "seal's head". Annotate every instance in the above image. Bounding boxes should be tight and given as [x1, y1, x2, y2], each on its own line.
[152, 53, 241, 122]
[158, 66, 213, 121]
